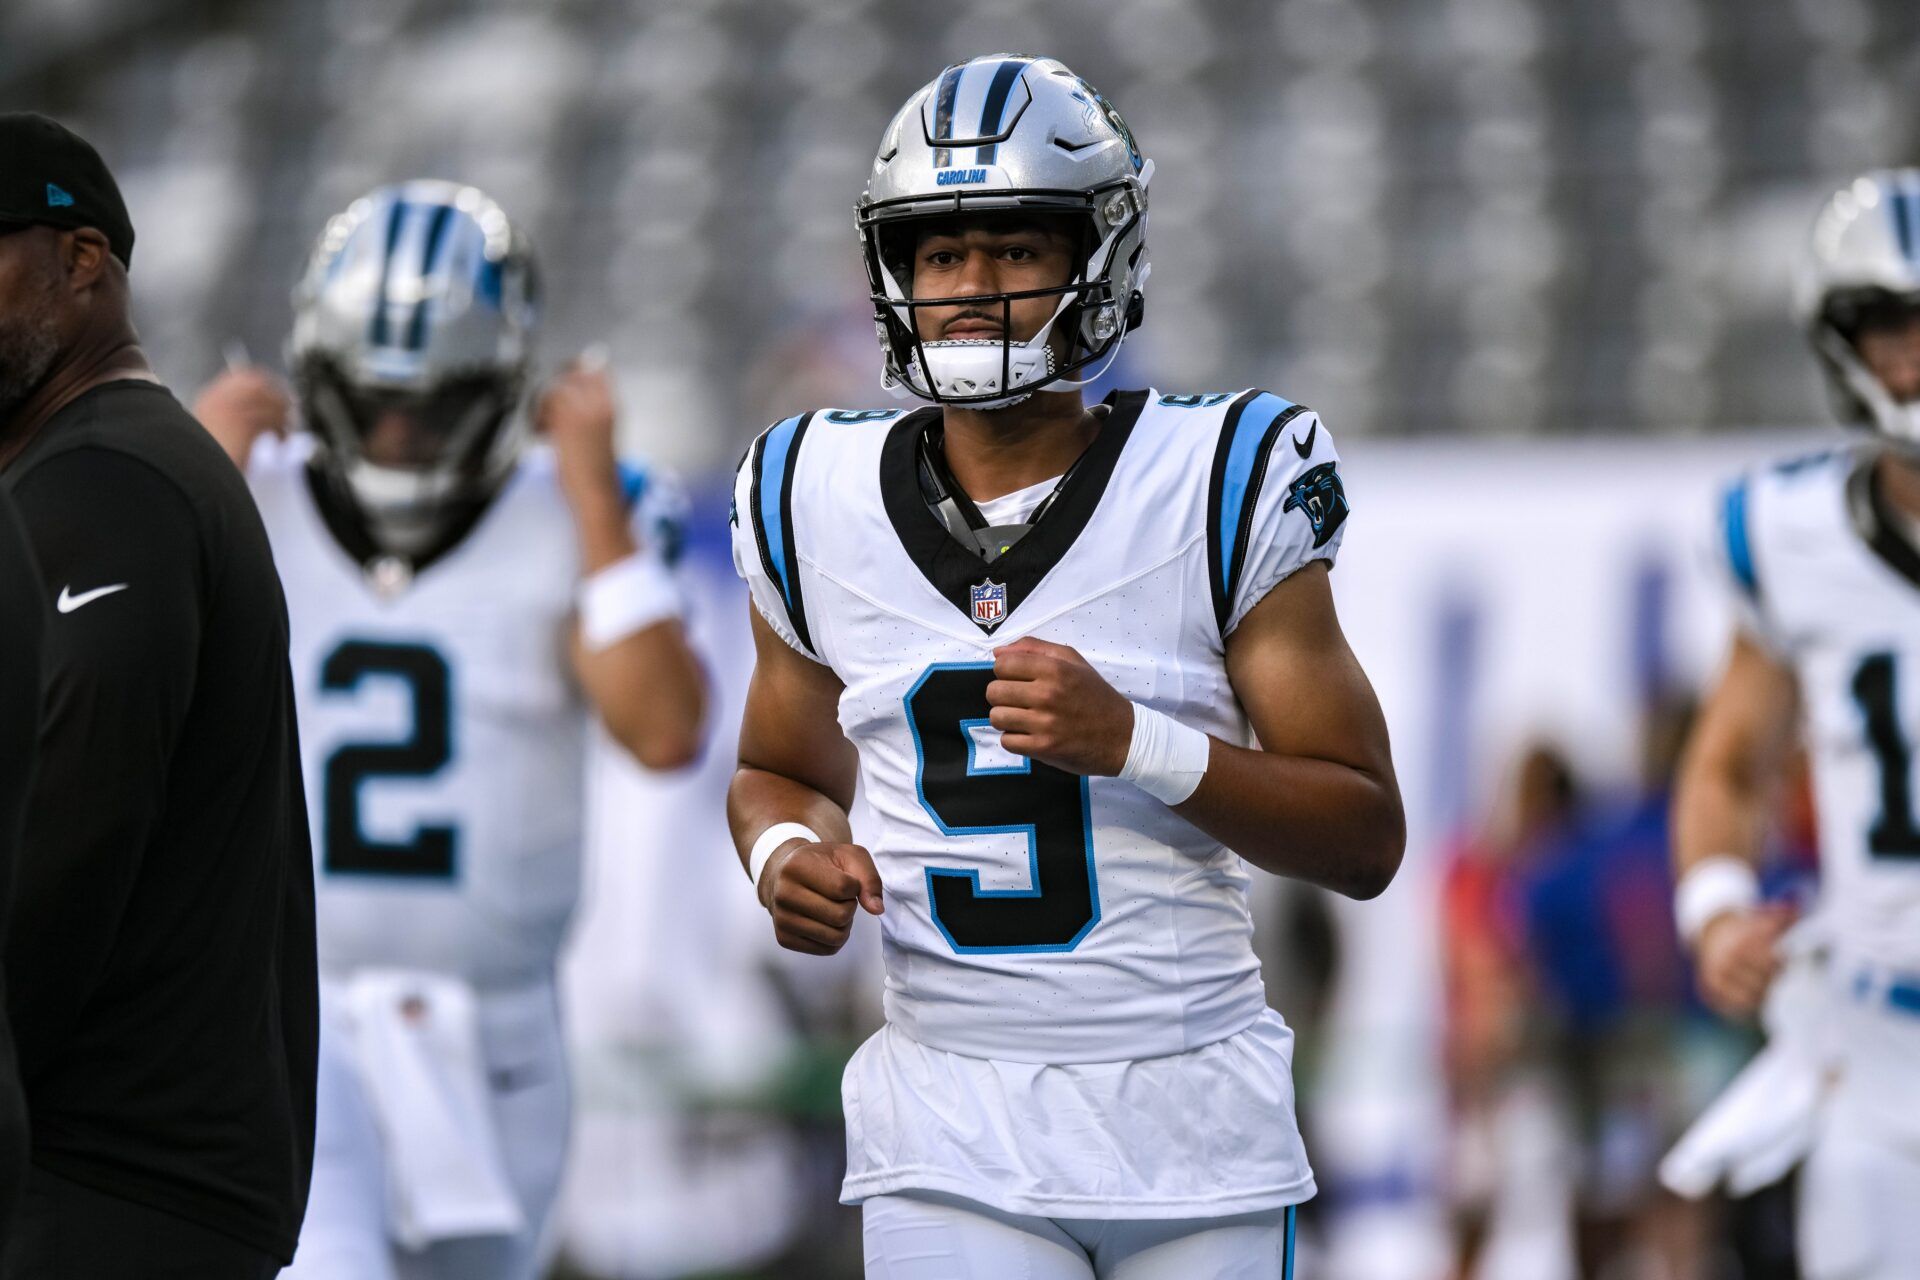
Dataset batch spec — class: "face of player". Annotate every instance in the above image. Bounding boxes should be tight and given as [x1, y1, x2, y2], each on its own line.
[1855, 304, 1920, 405]
[331, 374, 506, 470]
[909, 219, 1078, 347]
[0, 228, 67, 424]
[361, 404, 444, 468]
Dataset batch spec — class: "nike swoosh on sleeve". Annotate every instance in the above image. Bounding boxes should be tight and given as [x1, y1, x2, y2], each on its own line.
[1292, 421, 1319, 458]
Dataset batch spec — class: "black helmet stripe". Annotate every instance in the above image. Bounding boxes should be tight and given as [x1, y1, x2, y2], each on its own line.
[367, 197, 409, 348]
[974, 58, 1030, 165]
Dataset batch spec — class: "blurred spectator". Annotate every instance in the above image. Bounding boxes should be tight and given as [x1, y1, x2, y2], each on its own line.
[1441, 740, 1584, 1280]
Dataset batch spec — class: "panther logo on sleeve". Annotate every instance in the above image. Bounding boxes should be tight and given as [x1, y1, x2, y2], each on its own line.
[1282, 462, 1349, 548]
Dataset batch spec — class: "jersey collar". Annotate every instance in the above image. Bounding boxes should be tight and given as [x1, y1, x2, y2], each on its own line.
[880, 389, 1146, 634]
[1848, 453, 1920, 593]
[303, 462, 497, 590]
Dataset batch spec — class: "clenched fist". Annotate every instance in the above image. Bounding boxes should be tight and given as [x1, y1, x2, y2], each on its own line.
[759, 839, 884, 956]
[534, 350, 623, 519]
[987, 636, 1135, 776]
[1694, 903, 1795, 1019]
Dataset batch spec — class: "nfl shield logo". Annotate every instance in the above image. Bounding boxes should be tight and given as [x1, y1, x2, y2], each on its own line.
[970, 578, 1008, 629]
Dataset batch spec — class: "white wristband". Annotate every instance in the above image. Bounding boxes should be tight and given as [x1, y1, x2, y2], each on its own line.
[1675, 855, 1761, 946]
[1118, 702, 1211, 805]
[749, 822, 821, 889]
[579, 552, 682, 652]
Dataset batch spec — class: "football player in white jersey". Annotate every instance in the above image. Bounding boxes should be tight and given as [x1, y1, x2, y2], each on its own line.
[192, 180, 707, 1280]
[725, 56, 1404, 1278]
[1671, 170, 1920, 1279]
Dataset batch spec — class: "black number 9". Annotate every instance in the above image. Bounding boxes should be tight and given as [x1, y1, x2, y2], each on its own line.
[905, 663, 1100, 953]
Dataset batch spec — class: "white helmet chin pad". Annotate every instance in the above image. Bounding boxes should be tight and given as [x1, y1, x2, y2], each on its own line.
[1817, 325, 1920, 451]
[907, 338, 1059, 409]
[342, 459, 464, 556]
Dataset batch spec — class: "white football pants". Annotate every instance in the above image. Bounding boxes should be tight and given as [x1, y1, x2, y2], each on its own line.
[1798, 1100, 1920, 1280]
[281, 979, 570, 1280]
[862, 1189, 1298, 1279]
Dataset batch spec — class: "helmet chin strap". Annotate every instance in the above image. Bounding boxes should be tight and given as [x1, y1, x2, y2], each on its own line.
[1821, 325, 1920, 450]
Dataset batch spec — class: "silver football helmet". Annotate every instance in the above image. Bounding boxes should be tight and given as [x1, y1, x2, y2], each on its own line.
[1799, 169, 1920, 450]
[857, 55, 1153, 409]
[289, 179, 539, 554]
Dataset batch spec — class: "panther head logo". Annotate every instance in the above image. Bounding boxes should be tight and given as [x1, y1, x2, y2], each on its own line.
[1282, 462, 1350, 549]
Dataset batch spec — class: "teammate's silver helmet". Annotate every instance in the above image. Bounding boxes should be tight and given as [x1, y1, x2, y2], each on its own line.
[1798, 169, 1920, 450]
[857, 55, 1152, 409]
[289, 180, 539, 553]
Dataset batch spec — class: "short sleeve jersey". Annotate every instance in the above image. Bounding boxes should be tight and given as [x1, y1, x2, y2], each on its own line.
[731, 389, 1349, 1063]
[1714, 448, 1920, 968]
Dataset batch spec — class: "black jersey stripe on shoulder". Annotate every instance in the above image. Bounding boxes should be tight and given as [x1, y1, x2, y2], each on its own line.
[1849, 455, 1920, 593]
[749, 411, 817, 653]
[1205, 390, 1310, 634]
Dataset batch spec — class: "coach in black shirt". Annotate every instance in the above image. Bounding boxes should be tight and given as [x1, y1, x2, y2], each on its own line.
[0, 115, 316, 1276]
[0, 487, 40, 1246]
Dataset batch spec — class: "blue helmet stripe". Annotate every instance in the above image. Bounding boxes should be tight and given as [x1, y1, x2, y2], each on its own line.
[975, 59, 1028, 165]
[1216, 392, 1297, 598]
[1904, 177, 1920, 265]
[1723, 480, 1760, 602]
[367, 198, 409, 348]
[1892, 188, 1916, 264]
[931, 64, 964, 167]
[406, 203, 460, 352]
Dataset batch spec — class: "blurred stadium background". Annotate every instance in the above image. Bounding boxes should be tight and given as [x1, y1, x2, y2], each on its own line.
[5, 0, 1917, 1276]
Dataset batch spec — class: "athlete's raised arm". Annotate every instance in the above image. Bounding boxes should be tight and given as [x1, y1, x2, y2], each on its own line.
[544, 357, 708, 770]
[1671, 630, 1801, 1017]
[191, 363, 292, 470]
[728, 606, 880, 954]
[985, 559, 1403, 899]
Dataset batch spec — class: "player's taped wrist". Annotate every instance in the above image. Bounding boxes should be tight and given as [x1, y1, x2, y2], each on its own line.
[749, 822, 822, 890]
[578, 552, 682, 652]
[1675, 855, 1761, 947]
[1119, 702, 1210, 805]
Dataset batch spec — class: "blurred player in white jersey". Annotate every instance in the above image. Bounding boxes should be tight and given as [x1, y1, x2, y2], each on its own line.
[193, 180, 707, 1280]
[725, 56, 1404, 1278]
[1669, 170, 1920, 1278]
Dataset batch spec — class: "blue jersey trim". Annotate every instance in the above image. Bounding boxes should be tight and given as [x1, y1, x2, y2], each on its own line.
[1218, 394, 1297, 592]
[617, 461, 648, 509]
[1722, 480, 1760, 602]
[758, 415, 803, 607]
[1205, 391, 1305, 632]
[749, 413, 814, 651]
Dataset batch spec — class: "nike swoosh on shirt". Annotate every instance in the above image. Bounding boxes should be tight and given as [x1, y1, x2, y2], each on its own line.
[1292, 421, 1319, 458]
[56, 583, 129, 614]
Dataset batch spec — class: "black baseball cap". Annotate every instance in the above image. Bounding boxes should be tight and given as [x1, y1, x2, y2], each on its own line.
[0, 113, 135, 268]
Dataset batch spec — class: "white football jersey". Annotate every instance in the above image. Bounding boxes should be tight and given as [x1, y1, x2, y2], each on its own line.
[1719, 448, 1920, 969]
[252, 436, 684, 987]
[731, 390, 1349, 1064]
